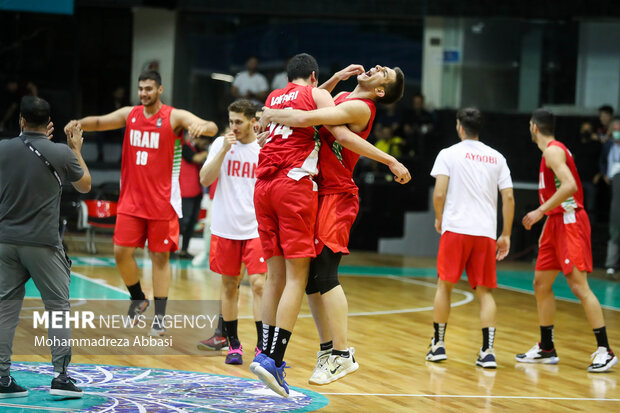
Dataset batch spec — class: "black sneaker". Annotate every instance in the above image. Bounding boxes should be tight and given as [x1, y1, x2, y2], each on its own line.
[515, 342, 559, 364]
[0, 376, 28, 398]
[127, 299, 149, 326]
[50, 373, 83, 398]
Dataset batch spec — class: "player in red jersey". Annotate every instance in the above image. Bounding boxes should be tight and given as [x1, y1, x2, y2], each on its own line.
[64, 71, 218, 335]
[516, 108, 617, 372]
[251, 53, 409, 398]
[259, 64, 409, 385]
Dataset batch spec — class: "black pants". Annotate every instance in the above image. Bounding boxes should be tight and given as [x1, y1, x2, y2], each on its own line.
[179, 195, 202, 252]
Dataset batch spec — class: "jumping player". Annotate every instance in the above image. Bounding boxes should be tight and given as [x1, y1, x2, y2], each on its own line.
[259, 63, 409, 385]
[516, 108, 617, 372]
[64, 71, 218, 335]
[198, 99, 266, 365]
[426, 107, 514, 369]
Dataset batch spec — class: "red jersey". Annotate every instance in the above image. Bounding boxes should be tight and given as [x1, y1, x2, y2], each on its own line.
[180, 142, 203, 198]
[120, 104, 183, 220]
[316, 92, 376, 194]
[538, 140, 584, 215]
[258, 83, 319, 180]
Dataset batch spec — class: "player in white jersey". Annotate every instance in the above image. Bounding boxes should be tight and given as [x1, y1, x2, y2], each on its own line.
[198, 99, 266, 365]
[426, 107, 515, 368]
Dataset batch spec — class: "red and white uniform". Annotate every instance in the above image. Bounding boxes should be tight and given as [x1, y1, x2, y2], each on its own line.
[430, 139, 512, 288]
[254, 83, 320, 259]
[315, 93, 376, 254]
[119, 104, 183, 219]
[536, 140, 592, 274]
[113, 104, 182, 252]
[206, 136, 267, 276]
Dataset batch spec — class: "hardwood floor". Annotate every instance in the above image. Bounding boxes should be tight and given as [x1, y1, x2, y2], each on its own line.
[12, 248, 620, 412]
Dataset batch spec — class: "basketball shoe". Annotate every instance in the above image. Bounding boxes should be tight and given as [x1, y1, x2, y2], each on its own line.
[308, 349, 331, 384]
[476, 348, 497, 369]
[127, 299, 149, 326]
[225, 345, 243, 365]
[515, 343, 559, 364]
[309, 348, 359, 385]
[253, 356, 289, 398]
[50, 373, 82, 398]
[149, 315, 166, 337]
[0, 376, 28, 398]
[250, 349, 267, 374]
[197, 334, 229, 351]
[588, 347, 618, 372]
[426, 338, 448, 362]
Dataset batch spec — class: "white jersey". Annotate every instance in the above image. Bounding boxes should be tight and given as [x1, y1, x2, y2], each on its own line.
[430, 139, 513, 239]
[206, 136, 260, 240]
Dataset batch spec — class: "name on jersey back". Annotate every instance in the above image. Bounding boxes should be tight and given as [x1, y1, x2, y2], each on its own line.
[465, 152, 497, 164]
[270, 90, 299, 106]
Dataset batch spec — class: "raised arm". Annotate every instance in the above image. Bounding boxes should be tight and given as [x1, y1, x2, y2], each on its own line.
[318, 64, 364, 93]
[523, 146, 577, 229]
[200, 134, 234, 187]
[66, 106, 132, 135]
[66, 124, 91, 193]
[171, 109, 218, 138]
[312, 88, 411, 184]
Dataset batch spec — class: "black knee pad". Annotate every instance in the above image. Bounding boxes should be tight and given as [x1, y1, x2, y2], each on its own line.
[306, 247, 342, 295]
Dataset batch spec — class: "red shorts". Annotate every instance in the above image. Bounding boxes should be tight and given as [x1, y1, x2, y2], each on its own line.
[113, 213, 179, 252]
[254, 175, 318, 259]
[209, 235, 267, 276]
[437, 231, 497, 289]
[315, 192, 359, 255]
[536, 209, 593, 274]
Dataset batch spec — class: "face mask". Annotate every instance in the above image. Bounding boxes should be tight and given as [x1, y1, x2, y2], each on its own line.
[613, 131, 620, 141]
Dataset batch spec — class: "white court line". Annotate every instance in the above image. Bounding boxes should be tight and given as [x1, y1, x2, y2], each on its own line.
[239, 276, 474, 319]
[0, 403, 77, 411]
[497, 283, 620, 312]
[319, 393, 620, 402]
[71, 271, 130, 297]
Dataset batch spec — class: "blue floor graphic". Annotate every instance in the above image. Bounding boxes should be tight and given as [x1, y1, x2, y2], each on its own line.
[3, 362, 329, 412]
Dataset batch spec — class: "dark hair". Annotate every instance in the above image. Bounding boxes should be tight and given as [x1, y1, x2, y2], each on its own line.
[286, 53, 319, 82]
[456, 107, 483, 137]
[531, 108, 555, 135]
[138, 70, 162, 86]
[20, 96, 50, 127]
[599, 105, 614, 115]
[376, 67, 405, 105]
[228, 99, 257, 119]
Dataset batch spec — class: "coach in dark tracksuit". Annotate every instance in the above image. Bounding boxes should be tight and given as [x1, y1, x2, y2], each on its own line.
[0, 96, 90, 398]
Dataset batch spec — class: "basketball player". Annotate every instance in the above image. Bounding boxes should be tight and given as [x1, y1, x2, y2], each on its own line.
[64, 71, 218, 335]
[251, 54, 409, 397]
[516, 108, 617, 372]
[197, 99, 266, 365]
[426, 108, 514, 369]
[258, 64, 408, 385]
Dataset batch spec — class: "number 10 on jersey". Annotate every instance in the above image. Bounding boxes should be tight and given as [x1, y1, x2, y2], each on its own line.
[136, 151, 148, 165]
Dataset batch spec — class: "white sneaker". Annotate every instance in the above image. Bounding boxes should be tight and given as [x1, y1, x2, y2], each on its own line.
[588, 347, 618, 373]
[309, 348, 359, 385]
[308, 349, 331, 384]
[515, 343, 559, 364]
[475, 348, 497, 369]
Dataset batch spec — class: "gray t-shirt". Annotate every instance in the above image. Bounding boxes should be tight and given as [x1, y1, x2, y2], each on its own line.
[0, 132, 84, 249]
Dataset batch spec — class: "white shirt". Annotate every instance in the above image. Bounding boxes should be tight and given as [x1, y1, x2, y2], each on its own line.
[232, 71, 268, 97]
[430, 139, 513, 239]
[206, 136, 261, 240]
